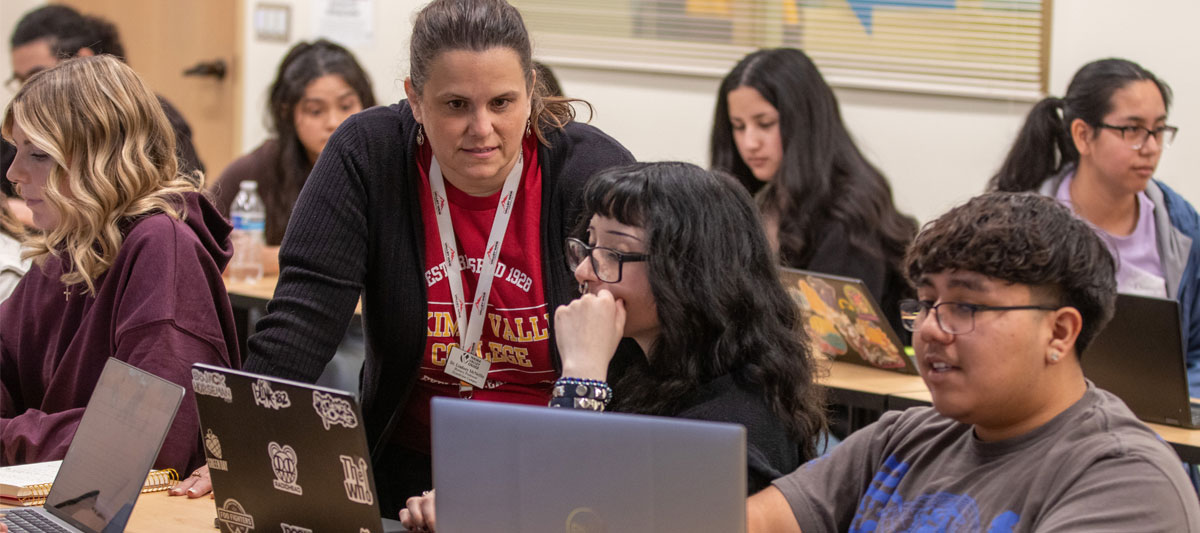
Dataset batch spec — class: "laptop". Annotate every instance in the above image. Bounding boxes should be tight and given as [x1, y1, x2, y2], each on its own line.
[779, 267, 918, 374]
[432, 398, 747, 533]
[191, 364, 405, 533]
[1082, 293, 1200, 428]
[0, 358, 184, 533]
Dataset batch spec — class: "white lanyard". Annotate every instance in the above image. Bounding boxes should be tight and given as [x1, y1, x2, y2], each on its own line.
[428, 153, 524, 394]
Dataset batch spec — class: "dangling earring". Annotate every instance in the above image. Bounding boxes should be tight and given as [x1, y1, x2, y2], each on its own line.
[578, 281, 588, 294]
[525, 118, 532, 138]
[416, 124, 425, 146]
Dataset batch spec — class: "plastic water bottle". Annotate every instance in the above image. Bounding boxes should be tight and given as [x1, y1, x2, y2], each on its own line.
[230, 181, 265, 283]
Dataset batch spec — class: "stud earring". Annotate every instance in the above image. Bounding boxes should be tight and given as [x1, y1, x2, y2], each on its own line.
[416, 124, 425, 146]
[1049, 351, 1060, 362]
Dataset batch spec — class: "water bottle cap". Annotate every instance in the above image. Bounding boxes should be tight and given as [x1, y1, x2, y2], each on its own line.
[239, 181, 259, 190]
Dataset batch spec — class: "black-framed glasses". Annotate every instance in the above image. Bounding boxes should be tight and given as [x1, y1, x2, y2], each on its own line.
[1097, 123, 1179, 150]
[565, 237, 648, 283]
[899, 299, 1061, 335]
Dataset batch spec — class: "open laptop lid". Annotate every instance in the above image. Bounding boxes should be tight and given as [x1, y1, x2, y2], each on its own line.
[432, 398, 747, 533]
[191, 363, 389, 533]
[779, 267, 918, 374]
[1082, 293, 1195, 428]
[44, 358, 184, 533]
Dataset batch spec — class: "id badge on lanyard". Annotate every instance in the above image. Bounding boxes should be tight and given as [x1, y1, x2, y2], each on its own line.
[428, 154, 523, 396]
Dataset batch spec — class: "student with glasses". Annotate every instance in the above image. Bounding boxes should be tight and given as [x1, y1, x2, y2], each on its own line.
[401, 162, 828, 531]
[991, 58, 1200, 396]
[747, 192, 1200, 532]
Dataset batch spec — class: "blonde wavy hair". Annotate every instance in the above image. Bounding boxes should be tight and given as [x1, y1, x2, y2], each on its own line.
[1, 55, 200, 295]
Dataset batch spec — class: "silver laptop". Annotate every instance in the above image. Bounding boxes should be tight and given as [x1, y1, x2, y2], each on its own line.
[1, 358, 184, 533]
[191, 364, 406, 533]
[432, 398, 747, 533]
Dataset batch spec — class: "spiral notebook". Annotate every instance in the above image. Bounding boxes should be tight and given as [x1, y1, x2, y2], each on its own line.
[0, 460, 178, 507]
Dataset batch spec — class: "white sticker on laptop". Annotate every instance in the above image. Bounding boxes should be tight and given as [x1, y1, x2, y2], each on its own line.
[312, 391, 358, 430]
[192, 369, 233, 402]
[252, 379, 292, 409]
[204, 428, 228, 471]
[280, 524, 312, 533]
[216, 498, 256, 533]
[339, 455, 374, 505]
[269, 442, 303, 496]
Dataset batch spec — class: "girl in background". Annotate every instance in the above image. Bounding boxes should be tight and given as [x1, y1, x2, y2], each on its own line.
[710, 48, 916, 336]
[211, 39, 375, 275]
[992, 58, 1200, 396]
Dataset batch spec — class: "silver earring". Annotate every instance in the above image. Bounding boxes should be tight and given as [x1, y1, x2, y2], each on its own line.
[416, 124, 425, 146]
[1049, 351, 1060, 362]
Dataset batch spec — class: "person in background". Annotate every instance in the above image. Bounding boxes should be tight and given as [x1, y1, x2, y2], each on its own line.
[991, 58, 1200, 396]
[210, 39, 374, 276]
[4, 5, 205, 181]
[710, 48, 916, 336]
[400, 162, 828, 532]
[173, 0, 637, 515]
[746, 192, 1200, 532]
[0, 56, 240, 473]
[533, 60, 563, 97]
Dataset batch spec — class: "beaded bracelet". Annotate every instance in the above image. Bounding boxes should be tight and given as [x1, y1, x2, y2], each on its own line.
[549, 377, 612, 412]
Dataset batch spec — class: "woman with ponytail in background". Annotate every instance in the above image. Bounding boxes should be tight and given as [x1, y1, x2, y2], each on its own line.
[991, 58, 1200, 396]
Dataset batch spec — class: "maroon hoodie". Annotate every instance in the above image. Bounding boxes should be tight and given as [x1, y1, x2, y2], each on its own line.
[0, 192, 240, 473]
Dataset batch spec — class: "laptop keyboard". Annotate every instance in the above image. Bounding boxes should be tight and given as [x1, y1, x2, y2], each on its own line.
[0, 508, 72, 532]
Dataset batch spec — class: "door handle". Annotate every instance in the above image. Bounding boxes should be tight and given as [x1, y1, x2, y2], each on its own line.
[183, 59, 227, 81]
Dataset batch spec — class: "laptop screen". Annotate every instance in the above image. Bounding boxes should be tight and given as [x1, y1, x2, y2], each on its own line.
[44, 358, 184, 533]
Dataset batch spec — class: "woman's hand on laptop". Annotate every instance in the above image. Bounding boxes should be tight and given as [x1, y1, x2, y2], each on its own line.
[554, 289, 626, 381]
[400, 489, 436, 532]
[169, 465, 214, 498]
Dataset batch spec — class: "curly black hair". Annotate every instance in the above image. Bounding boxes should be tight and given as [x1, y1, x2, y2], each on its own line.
[905, 192, 1117, 354]
[576, 161, 827, 459]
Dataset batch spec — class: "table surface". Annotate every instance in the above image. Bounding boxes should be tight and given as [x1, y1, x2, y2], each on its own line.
[225, 275, 362, 314]
[1, 492, 217, 533]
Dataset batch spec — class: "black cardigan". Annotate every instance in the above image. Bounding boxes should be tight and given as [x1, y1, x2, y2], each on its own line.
[243, 102, 635, 464]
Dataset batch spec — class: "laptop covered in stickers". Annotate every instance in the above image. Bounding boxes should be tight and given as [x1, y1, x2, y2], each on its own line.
[191, 363, 406, 533]
[778, 267, 919, 375]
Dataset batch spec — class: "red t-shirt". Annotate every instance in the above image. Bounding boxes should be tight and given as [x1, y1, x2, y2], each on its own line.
[396, 135, 554, 454]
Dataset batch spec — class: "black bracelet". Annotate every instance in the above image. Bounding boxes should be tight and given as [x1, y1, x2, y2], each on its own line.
[550, 377, 612, 411]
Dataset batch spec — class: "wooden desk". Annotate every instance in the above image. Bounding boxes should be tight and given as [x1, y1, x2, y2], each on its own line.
[224, 275, 362, 358]
[888, 389, 1200, 463]
[1, 492, 216, 533]
[818, 361, 928, 411]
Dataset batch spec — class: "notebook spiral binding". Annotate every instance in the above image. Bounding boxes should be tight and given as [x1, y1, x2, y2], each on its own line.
[17, 468, 179, 507]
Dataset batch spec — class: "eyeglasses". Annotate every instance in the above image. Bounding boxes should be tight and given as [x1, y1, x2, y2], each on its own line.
[1097, 123, 1179, 150]
[899, 299, 1060, 335]
[565, 237, 649, 283]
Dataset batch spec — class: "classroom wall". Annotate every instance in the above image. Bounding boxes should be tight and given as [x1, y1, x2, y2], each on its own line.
[0, 1, 1196, 225]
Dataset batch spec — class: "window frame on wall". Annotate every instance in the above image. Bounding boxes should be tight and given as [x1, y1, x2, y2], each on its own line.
[514, 0, 1052, 101]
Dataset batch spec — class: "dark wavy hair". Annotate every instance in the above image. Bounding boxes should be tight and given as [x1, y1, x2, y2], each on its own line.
[409, 0, 589, 144]
[710, 48, 916, 274]
[906, 192, 1117, 355]
[991, 58, 1172, 192]
[12, 5, 125, 60]
[264, 39, 374, 244]
[576, 162, 827, 458]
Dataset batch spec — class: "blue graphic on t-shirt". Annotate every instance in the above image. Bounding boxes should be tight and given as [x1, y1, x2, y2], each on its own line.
[849, 455, 1021, 532]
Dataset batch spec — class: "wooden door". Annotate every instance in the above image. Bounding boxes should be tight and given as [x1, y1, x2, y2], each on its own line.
[61, 0, 241, 184]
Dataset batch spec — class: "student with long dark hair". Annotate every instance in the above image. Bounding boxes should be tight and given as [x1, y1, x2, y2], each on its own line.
[401, 162, 827, 531]
[211, 39, 375, 275]
[991, 58, 1200, 395]
[711, 48, 916, 335]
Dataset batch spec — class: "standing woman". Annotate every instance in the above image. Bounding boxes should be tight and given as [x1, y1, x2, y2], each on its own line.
[991, 58, 1200, 395]
[183, 0, 635, 514]
[710, 48, 916, 335]
[0, 55, 240, 473]
[211, 39, 375, 275]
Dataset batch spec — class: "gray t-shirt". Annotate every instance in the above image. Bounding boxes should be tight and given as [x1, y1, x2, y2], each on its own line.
[773, 384, 1200, 532]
